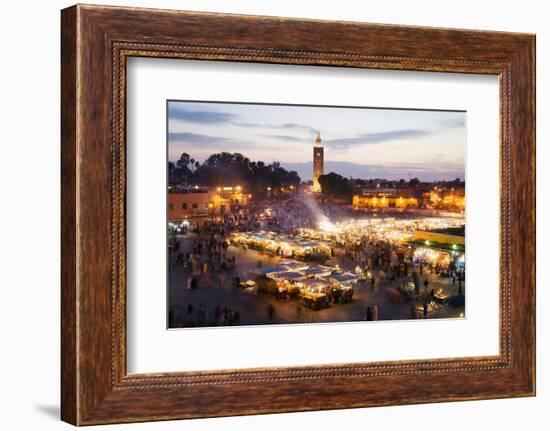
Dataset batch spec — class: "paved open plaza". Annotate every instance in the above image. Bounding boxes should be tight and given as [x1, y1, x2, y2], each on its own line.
[168, 199, 466, 329]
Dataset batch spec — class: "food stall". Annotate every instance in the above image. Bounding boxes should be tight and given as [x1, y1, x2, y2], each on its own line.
[231, 232, 331, 261]
[301, 265, 333, 279]
[278, 260, 310, 272]
[324, 272, 358, 303]
[413, 247, 452, 268]
[298, 279, 331, 310]
[267, 271, 306, 298]
[250, 265, 290, 277]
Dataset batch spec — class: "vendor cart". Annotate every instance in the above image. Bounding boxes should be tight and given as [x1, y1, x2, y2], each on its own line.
[298, 279, 331, 310]
[299, 290, 329, 310]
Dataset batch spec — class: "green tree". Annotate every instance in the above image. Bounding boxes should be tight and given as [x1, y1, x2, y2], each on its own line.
[408, 177, 420, 187]
[318, 172, 353, 201]
[179, 152, 301, 198]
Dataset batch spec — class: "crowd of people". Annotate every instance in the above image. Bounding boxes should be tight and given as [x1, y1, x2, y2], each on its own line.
[168, 195, 465, 327]
[173, 224, 236, 275]
[168, 302, 244, 328]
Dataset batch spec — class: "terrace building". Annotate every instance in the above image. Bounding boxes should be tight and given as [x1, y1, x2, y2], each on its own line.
[168, 185, 251, 226]
[353, 188, 419, 210]
[424, 187, 466, 210]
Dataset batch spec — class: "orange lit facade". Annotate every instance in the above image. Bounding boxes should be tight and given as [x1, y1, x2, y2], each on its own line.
[353, 194, 419, 210]
[168, 188, 213, 223]
[214, 186, 251, 207]
[168, 186, 251, 225]
[425, 188, 465, 210]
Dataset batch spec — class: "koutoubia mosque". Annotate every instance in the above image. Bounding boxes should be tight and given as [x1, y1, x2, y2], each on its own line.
[312, 132, 324, 193]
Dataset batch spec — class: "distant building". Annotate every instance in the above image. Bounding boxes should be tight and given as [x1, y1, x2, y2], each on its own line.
[424, 187, 465, 210]
[312, 132, 324, 193]
[168, 185, 251, 227]
[214, 185, 251, 208]
[353, 188, 419, 210]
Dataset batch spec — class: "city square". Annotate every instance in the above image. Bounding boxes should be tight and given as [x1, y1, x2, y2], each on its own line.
[167, 101, 466, 328]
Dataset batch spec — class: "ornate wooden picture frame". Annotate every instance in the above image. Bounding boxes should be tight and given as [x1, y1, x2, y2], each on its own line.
[61, 4, 535, 425]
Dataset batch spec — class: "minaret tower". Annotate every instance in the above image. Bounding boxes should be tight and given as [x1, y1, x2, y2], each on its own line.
[312, 132, 324, 193]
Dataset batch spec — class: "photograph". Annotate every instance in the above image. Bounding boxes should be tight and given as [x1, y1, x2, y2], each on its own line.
[167, 100, 467, 328]
[1, 0, 541, 428]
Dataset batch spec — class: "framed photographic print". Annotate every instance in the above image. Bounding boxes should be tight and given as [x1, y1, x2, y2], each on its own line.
[164, 100, 467, 330]
[61, 4, 535, 425]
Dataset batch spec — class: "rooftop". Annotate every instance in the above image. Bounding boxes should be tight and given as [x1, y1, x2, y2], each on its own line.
[423, 226, 465, 237]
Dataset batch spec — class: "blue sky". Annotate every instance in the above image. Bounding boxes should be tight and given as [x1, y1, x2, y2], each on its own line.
[167, 101, 465, 181]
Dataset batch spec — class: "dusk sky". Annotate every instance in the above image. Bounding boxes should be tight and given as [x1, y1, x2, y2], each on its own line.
[167, 100, 465, 181]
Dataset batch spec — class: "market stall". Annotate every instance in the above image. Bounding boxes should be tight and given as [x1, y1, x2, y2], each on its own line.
[231, 231, 331, 261]
[297, 279, 332, 310]
[325, 272, 358, 303]
[301, 265, 333, 278]
[269, 271, 307, 298]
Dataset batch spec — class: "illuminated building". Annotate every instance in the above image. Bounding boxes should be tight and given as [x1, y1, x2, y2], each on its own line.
[214, 185, 250, 208]
[353, 189, 419, 210]
[425, 187, 465, 210]
[312, 132, 324, 193]
[168, 185, 251, 226]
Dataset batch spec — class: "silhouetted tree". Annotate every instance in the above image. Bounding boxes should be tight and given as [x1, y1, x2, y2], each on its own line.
[408, 177, 420, 187]
[318, 172, 354, 201]
[171, 152, 300, 198]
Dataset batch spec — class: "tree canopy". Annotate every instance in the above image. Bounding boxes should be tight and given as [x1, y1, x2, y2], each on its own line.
[169, 152, 301, 198]
[318, 172, 354, 202]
